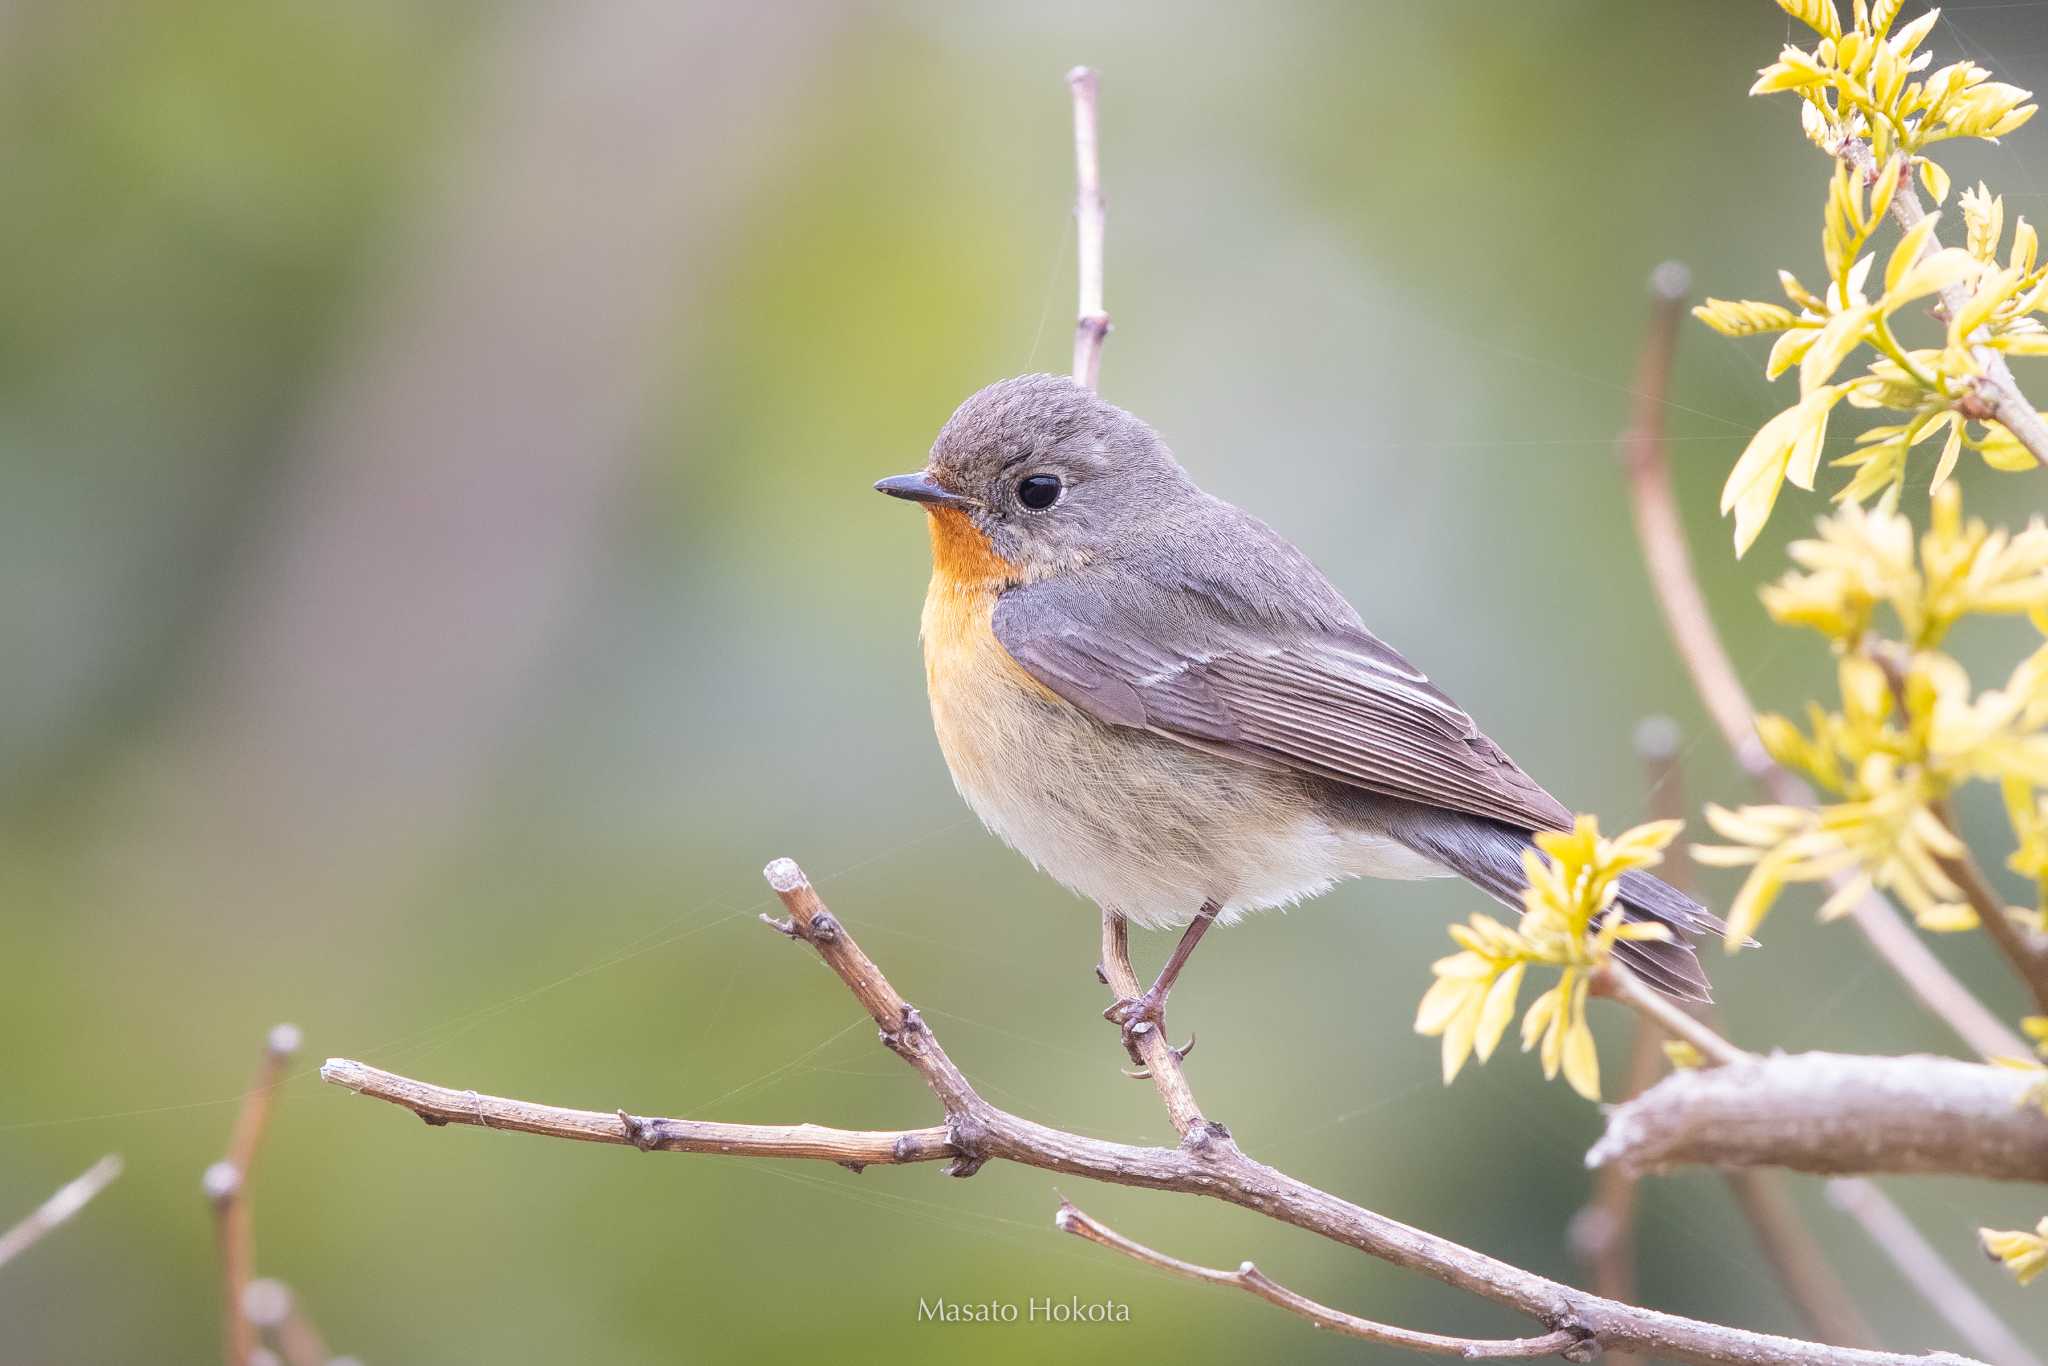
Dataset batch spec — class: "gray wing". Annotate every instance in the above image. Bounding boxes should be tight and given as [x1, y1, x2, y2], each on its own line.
[992, 570, 1574, 835]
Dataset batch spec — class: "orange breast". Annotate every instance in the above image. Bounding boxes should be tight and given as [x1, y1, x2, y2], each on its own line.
[919, 509, 1060, 790]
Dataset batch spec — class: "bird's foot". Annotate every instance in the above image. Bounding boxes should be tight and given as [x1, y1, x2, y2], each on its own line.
[1103, 990, 1195, 1075]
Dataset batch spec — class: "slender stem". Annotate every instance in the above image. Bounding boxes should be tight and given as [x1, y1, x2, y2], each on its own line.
[1603, 965, 1750, 1066]
[1826, 1179, 2046, 1366]
[1938, 806, 2048, 1016]
[1616, 264, 2025, 1062]
[0, 1155, 122, 1270]
[1067, 66, 1109, 391]
[1057, 1202, 1585, 1359]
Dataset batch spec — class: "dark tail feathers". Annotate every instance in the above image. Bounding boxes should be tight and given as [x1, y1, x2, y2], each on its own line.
[1399, 813, 1727, 1003]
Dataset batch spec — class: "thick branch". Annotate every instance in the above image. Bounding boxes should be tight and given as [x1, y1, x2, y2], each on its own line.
[1588, 1051, 2048, 1182]
[0, 1155, 122, 1270]
[1616, 265, 2024, 1062]
[1057, 1202, 1586, 1360]
[1067, 66, 1109, 391]
[1839, 139, 2048, 467]
[326, 860, 1982, 1366]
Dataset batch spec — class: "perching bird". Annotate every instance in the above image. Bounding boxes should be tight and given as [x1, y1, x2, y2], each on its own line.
[876, 374, 1722, 1051]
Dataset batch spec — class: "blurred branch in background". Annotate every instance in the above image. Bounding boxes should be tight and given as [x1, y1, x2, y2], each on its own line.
[164, 3, 844, 874]
[1616, 264, 2024, 1062]
[1828, 1179, 2046, 1366]
[323, 857, 1978, 1366]
[1574, 717, 1873, 1355]
[0, 1155, 122, 1273]
[203, 1025, 346, 1366]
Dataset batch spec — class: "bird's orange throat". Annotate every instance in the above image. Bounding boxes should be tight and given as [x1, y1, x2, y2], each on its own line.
[919, 507, 1056, 712]
[923, 506, 1016, 591]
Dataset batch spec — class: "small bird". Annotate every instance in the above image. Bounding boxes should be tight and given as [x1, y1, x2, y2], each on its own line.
[877, 374, 1722, 1054]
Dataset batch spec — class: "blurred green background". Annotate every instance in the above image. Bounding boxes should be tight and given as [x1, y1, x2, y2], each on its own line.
[5, 1, 2048, 1361]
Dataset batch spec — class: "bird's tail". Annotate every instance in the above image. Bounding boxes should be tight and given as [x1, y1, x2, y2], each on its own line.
[1399, 813, 1725, 1002]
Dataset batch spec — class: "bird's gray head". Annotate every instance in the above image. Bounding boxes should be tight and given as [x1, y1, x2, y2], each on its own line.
[875, 374, 1194, 581]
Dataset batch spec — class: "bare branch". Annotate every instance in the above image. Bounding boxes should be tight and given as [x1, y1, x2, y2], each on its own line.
[325, 859, 1985, 1366]
[320, 1059, 957, 1167]
[1826, 1179, 2046, 1366]
[1056, 1202, 1587, 1360]
[1588, 1051, 2048, 1183]
[1067, 66, 1109, 391]
[1616, 264, 2024, 1063]
[0, 1155, 122, 1271]
[1838, 139, 2048, 468]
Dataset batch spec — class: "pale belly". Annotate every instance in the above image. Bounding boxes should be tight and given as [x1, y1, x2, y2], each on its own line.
[923, 583, 1446, 930]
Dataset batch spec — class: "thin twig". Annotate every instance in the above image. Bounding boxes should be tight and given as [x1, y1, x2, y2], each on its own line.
[1587, 1050, 2048, 1182]
[1837, 138, 2048, 468]
[1826, 1179, 2046, 1366]
[1067, 66, 1109, 391]
[1616, 263, 2024, 1062]
[1056, 1202, 1587, 1360]
[1939, 810, 2048, 1016]
[207, 1024, 301, 1366]
[0, 1155, 122, 1271]
[1601, 966, 1750, 1066]
[321, 1061, 957, 1167]
[325, 858, 1985, 1366]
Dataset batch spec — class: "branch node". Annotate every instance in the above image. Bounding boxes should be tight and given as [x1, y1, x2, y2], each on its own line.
[617, 1109, 662, 1152]
[202, 1161, 242, 1209]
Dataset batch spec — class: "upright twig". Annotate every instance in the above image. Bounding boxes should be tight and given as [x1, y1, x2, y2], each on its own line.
[205, 1024, 300, 1366]
[1067, 66, 1109, 392]
[1616, 262, 2024, 1063]
[0, 1155, 122, 1271]
[325, 858, 1985, 1366]
[1826, 1181, 2046, 1366]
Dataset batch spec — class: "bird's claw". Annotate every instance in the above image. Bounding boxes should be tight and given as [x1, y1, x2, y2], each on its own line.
[1103, 991, 1191, 1070]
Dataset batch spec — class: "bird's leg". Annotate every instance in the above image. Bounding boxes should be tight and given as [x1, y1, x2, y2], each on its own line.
[1103, 901, 1219, 1068]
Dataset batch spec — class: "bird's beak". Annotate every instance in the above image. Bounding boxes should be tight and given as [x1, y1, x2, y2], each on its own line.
[874, 471, 976, 511]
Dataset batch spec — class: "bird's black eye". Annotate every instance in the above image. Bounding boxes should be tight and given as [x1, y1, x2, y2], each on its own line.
[1017, 473, 1063, 510]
